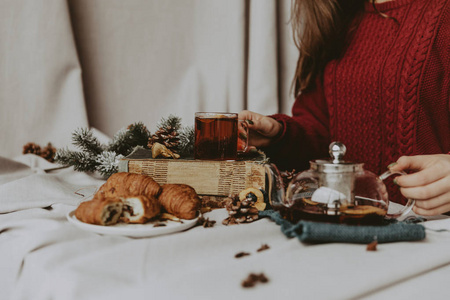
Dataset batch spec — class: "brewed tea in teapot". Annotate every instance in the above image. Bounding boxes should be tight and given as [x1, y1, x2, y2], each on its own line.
[271, 142, 415, 225]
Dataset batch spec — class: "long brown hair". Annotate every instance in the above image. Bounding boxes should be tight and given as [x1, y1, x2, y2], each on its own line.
[291, 0, 367, 94]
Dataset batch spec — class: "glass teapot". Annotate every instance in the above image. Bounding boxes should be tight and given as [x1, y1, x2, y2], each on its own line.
[271, 142, 415, 225]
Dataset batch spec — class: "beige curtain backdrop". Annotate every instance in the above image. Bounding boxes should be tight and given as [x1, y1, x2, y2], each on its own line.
[0, 0, 297, 159]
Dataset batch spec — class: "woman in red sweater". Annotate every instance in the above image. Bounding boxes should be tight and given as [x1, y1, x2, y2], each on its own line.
[240, 0, 450, 216]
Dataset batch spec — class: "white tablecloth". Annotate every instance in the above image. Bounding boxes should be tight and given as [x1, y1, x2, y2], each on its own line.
[1, 155, 450, 300]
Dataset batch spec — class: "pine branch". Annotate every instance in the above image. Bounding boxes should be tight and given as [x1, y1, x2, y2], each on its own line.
[72, 152, 99, 172]
[54, 148, 75, 166]
[127, 122, 151, 147]
[107, 128, 129, 154]
[107, 122, 151, 156]
[157, 114, 182, 131]
[178, 125, 195, 156]
[96, 151, 124, 178]
[72, 128, 104, 155]
[54, 148, 98, 172]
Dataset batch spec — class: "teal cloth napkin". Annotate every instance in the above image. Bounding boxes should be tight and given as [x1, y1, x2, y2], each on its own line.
[259, 210, 426, 244]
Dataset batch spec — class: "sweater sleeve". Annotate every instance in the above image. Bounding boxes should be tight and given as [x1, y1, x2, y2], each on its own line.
[263, 78, 331, 171]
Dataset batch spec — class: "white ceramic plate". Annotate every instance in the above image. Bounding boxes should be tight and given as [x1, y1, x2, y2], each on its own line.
[67, 210, 199, 238]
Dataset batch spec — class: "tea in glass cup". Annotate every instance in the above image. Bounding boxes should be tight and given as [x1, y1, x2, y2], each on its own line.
[194, 112, 247, 160]
[237, 119, 249, 154]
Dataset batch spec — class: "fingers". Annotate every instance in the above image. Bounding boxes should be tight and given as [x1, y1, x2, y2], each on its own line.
[239, 110, 273, 134]
[391, 155, 429, 172]
[391, 155, 450, 187]
[246, 128, 274, 148]
[413, 201, 450, 216]
[401, 177, 450, 216]
[249, 117, 282, 137]
[413, 191, 450, 210]
[389, 154, 450, 216]
[403, 174, 450, 215]
[238, 110, 264, 122]
[238, 110, 283, 148]
[399, 176, 450, 200]
[237, 111, 268, 147]
[395, 168, 443, 187]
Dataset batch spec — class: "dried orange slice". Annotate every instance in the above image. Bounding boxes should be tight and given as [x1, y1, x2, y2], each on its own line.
[341, 205, 386, 216]
[302, 198, 319, 206]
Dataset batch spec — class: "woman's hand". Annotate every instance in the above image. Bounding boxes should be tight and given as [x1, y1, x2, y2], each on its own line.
[238, 110, 283, 148]
[389, 154, 450, 216]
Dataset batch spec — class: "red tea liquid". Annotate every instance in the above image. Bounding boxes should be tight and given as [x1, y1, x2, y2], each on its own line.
[194, 115, 238, 160]
[272, 197, 387, 226]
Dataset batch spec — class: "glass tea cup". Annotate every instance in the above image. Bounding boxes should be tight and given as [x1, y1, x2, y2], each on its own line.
[194, 112, 248, 160]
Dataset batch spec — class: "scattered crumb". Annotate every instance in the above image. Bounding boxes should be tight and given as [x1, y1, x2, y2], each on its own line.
[366, 240, 378, 251]
[235, 252, 251, 258]
[241, 273, 269, 288]
[256, 244, 270, 252]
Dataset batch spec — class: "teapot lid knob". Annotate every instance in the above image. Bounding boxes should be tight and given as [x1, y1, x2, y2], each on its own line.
[329, 142, 346, 164]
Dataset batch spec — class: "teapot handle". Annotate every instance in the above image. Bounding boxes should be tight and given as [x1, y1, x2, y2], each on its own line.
[379, 170, 415, 219]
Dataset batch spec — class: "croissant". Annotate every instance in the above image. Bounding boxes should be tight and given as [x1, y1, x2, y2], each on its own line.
[97, 172, 161, 199]
[75, 197, 123, 226]
[158, 184, 200, 220]
[121, 195, 161, 224]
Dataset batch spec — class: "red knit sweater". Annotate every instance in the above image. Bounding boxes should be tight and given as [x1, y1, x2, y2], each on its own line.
[267, 0, 450, 203]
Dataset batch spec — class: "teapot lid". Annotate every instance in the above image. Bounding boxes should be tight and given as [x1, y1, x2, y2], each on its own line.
[311, 142, 363, 173]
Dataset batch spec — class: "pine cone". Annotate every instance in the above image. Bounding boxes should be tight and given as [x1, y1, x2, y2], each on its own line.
[23, 142, 41, 156]
[222, 195, 259, 225]
[41, 143, 57, 162]
[148, 125, 180, 153]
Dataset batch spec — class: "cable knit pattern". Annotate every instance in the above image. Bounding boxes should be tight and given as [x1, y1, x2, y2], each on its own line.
[324, 60, 337, 139]
[397, 0, 446, 157]
[416, 1, 450, 154]
[381, 1, 423, 170]
[269, 0, 450, 204]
